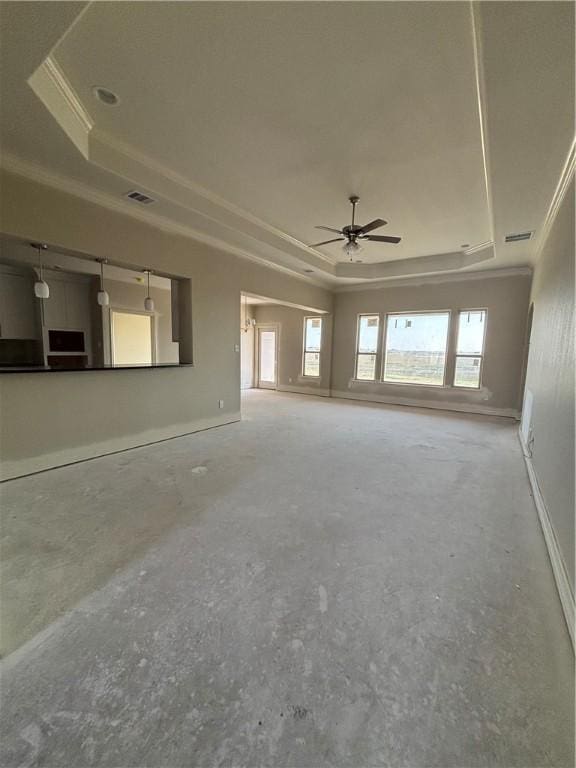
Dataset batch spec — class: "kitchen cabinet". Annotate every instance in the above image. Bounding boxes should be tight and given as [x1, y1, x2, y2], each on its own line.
[0, 267, 40, 339]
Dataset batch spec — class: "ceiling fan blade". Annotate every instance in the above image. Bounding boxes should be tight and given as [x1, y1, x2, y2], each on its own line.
[364, 235, 402, 243]
[359, 218, 387, 234]
[315, 226, 344, 234]
[309, 238, 345, 247]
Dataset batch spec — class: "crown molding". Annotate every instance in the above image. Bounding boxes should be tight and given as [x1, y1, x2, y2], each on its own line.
[28, 56, 92, 158]
[92, 129, 336, 268]
[535, 137, 576, 260]
[0, 153, 329, 288]
[333, 265, 532, 293]
[28, 55, 335, 275]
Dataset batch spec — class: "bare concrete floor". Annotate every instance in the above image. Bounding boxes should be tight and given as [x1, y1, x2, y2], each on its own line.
[1, 391, 573, 767]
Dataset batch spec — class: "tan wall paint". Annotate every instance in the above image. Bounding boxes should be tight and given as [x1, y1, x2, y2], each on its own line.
[240, 305, 256, 390]
[523, 177, 575, 589]
[331, 273, 531, 416]
[253, 305, 332, 396]
[104, 279, 179, 364]
[0, 171, 332, 479]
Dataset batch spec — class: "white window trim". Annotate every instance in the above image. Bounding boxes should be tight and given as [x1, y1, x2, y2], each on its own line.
[354, 312, 381, 381]
[381, 309, 452, 388]
[452, 308, 488, 390]
[302, 316, 323, 378]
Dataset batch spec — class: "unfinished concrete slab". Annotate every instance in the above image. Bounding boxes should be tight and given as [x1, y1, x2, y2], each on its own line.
[1, 391, 573, 767]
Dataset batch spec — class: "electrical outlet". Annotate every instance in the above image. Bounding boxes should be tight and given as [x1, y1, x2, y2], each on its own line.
[234, 344, 240, 353]
[289, 377, 292, 383]
[219, 399, 224, 409]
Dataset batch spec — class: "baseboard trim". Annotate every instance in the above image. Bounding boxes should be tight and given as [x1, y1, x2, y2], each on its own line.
[0, 412, 241, 482]
[277, 384, 331, 397]
[519, 431, 575, 650]
[330, 389, 519, 418]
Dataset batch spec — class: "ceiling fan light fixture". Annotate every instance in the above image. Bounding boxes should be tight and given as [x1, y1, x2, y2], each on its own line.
[342, 240, 363, 258]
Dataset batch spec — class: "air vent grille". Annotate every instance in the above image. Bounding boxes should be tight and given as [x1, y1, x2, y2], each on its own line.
[505, 231, 533, 243]
[126, 190, 155, 205]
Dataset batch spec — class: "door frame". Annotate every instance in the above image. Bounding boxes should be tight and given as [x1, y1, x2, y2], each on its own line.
[255, 324, 279, 389]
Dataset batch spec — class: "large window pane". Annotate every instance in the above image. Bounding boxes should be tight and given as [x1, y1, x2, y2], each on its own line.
[454, 356, 482, 388]
[456, 310, 486, 354]
[383, 312, 449, 386]
[356, 353, 377, 380]
[358, 315, 379, 352]
[303, 317, 322, 376]
[304, 318, 322, 351]
[356, 315, 379, 380]
[304, 351, 320, 377]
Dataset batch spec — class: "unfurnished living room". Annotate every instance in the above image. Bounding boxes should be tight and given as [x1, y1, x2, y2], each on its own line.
[0, 2, 574, 766]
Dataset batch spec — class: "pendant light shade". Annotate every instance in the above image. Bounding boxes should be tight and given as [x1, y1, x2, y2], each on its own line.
[32, 243, 50, 299]
[34, 279, 50, 299]
[97, 259, 109, 306]
[144, 270, 154, 312]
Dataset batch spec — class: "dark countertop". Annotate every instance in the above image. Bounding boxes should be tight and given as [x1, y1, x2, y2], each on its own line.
[0, 363, 193, 373]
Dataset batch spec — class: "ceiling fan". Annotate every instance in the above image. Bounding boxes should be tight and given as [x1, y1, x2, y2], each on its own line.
[310, 196, 401, 260]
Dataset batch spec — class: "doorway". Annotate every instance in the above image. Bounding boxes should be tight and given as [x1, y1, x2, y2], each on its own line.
[257, 327, 277, 389]
[111, 310, 154, 366]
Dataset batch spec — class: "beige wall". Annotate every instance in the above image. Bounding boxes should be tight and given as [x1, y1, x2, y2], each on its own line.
[0, 171, 332, 479]
[331, 272, 531, 416]
[240, 304, 256, 390]
[523, 177, 575, 590]
[104, 279, 179, 364]
[253, 304, 332, 396]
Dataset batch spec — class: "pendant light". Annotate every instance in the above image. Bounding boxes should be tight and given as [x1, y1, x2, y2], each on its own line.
[96, 258, 109, 306]
[144, 269, 154, 312]
[32, 243, 50, 298]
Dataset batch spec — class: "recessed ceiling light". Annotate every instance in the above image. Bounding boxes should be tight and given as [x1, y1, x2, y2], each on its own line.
[304, 269, 314, 273]
[93, 86, 119, 106]
[460, 243, 470, 249]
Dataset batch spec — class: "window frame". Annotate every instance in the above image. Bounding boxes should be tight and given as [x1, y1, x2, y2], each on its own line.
[354, 313, 381, 381]
[452, 308, 488, 390]
[302, 315, 323, 378]
[381, 309, 452, 388]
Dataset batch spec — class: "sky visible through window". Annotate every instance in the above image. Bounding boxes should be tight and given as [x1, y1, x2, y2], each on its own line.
[305, 318, 322, 351]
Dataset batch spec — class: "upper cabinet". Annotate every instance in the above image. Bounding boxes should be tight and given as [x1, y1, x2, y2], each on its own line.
[0, 265, 40, 339]
[42, 272, 92, 331]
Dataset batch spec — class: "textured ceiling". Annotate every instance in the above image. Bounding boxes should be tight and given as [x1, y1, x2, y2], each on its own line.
[0, 2, 573, 285]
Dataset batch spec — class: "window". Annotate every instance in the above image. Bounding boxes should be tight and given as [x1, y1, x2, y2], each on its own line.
[303, 316, 322, 377]
[453, 310, 486, 388]
[383, 311, 450, 386]
[355, 314, 380, 380]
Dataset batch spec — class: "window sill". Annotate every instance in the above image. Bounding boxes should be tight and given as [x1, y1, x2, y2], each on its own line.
[351, 378, 448, 389]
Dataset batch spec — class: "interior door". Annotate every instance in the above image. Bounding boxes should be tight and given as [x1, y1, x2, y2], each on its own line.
[258, 328, 277, 389]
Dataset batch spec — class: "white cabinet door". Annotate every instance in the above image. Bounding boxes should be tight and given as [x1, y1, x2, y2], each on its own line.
[65, 282, 91, 330]
[42, 279, 67, 328]
[0, 272, 40, 339]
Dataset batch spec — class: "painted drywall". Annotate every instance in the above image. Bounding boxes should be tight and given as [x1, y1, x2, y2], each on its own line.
[523, 177, 575, 591]
[253, 304, 332, 396]
[240, 305, 255, 390]
[331, 272, 532, 416]
[0, 171, 332, 479]
[103, 279, 179, 364]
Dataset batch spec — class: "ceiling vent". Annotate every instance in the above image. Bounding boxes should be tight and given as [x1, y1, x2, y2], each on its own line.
[505, 231, 533, 243]
[126, 190, 155, 205]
